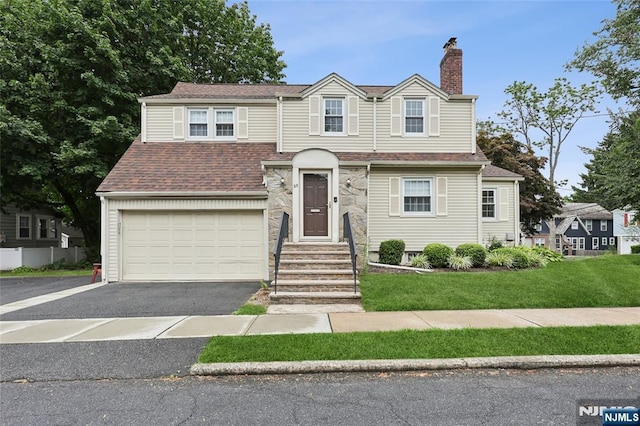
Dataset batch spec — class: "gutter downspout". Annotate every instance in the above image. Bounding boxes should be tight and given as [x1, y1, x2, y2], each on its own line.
[100, 196, 107, 283]
[477, 165, 484, 244]
[373, 97, 377, 151]
[141, 102, 147, 143]
[471, 98, 476, 154]
[278, 96, 283, 153]
[515, 180, 521, 246]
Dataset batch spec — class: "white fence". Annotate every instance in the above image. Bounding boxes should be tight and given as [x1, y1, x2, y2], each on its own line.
[0, 247, 86, 271]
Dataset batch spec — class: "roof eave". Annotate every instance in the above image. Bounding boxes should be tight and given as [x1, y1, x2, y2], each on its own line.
[97, 191, 268, 199]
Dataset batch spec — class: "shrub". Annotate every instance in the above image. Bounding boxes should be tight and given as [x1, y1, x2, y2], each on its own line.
[486, 236, 504, 252]
[531, 246, 563, 262]
[448, 254, 473, 271]
[410, 254, 431, 269]
[485, 251, 514, 268]
[455, 243, 487, 267]
[631, 245, 640, 254]
[423, 243, 454, 268]
[11, 266, 36, 274]
[378, 239, 405, 265]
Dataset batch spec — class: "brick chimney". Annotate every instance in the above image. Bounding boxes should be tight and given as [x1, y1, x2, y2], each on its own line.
[440, 37, 463, 94]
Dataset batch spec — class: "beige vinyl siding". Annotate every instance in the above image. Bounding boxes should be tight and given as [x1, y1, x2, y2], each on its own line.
[146, 105, 175, 142]
[103, 198, 267, 282]
[376, 87, 473, 152]
[369, 168, 480, 253]
[482, 181, 517, 246]
[145, 104, 276, 143]
[282, 81, 372, 152]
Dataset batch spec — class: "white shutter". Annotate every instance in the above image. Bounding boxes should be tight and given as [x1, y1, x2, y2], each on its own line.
[389, 177, 400, 216]
[390, 96, 402, 136]
[173, 106, 185, 140]
[309, 95, 321, 135]
[436, 177, 447, 216]
[347, 96, 359, 135]
[428, 97, 440, 136]
[237, 107, 248, 139]
[499, 187, 510, 222]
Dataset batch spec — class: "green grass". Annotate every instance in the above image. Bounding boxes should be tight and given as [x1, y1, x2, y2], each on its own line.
[199, 325, 640, 363]
[0, 269, 94, 278]
[361, 255, 640, 311]
[233, 304, 267, 315]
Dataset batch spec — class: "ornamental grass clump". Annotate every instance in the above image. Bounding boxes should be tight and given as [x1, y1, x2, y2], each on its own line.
[410, 254, 431, 269]
[447, 254, 473, 271]
[485, 251, 514, 268]
[423, 243, 454, 268]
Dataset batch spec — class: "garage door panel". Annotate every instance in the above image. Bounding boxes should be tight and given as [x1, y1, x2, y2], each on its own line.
[122, 211, 264, 281]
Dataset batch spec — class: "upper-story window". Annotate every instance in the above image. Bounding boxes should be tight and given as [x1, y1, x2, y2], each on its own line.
[403, 178, 432, 215]
[404, 99, 425, 135]
[17, 215, 31, 239]
[585, 219, 593, 232]
[482, 189, 496, 219]
[600, 221, 608, 231]
[571, 220, 579, 230]
[188, 108, 235, 140]
[323, 98, 344, 134]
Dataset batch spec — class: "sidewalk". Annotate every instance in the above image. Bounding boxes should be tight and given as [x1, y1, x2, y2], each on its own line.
[2, 307, 640, 344]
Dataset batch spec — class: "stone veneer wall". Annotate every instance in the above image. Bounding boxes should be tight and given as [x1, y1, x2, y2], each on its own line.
[266, 167, 293, 279]
[339, 166, 368, 269]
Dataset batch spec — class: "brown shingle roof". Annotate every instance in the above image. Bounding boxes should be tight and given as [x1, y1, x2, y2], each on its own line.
[482, 164, 523, 179]
[97, 139, 273, 193]
[98, 141, 495, 194]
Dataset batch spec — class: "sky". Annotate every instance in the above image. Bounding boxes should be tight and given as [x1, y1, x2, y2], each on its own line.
[246, 0, 625, 195]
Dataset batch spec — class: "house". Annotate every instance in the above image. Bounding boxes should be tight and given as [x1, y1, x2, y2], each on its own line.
[0, 204, 62, 249]
[96, 38, 523, 284]
[534, 203, 615, 254]
[613, 208, 640, 254]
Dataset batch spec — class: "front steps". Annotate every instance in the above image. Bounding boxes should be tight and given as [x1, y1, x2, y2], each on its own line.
[270, 242, 361, 307]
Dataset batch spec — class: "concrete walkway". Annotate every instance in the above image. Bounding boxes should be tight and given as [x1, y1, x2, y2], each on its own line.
[2, 307, 640, 344]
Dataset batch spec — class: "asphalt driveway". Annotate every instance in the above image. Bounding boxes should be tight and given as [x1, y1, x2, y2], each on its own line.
[0, 276, 93, 305]
[0, 280, 261, 321]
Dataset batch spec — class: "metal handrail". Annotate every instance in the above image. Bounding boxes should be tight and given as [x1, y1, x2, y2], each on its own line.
[273, 212, 289, 294]
[343, 212, 358, 293]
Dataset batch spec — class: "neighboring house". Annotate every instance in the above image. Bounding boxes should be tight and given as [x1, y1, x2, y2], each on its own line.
[0, 204, 62, 249]
[534, 203, 614, 254]
[97, 38, 523, 283]
[613, 208, 640, 254]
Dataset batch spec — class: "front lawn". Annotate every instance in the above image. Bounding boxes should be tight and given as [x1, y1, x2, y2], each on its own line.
[199, 325, 640, 363]
[361, 255, 640, 311]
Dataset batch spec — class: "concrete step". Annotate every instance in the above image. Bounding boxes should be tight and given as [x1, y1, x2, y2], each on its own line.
[282, 242, 350, 252]
[279, 259, 353, 270]
[276, 269, 356, 281]
[269, 291, 361, 305]
[273, 281, 358, 292]
[281, 251, 352, 261]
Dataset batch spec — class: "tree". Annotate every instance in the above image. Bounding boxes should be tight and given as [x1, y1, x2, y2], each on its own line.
[476, 127, 562, 235]
[0, 0, 285, 259]
[571, 112, 640, 213]
[569, 0, 640, 106]
[497, 78, 601, 187]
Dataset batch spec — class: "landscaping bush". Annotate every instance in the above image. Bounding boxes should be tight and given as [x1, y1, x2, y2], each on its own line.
[423, 243, 454, 268]
[378, 239, 405, 265]
[485, 251, 514, 268]
[10, 266, 36, 274]
[410, 254, 430, 269]
[491, 246, 549, 269]
[631, 245, 640, 254]
[531, 246, 563, 262]
[486, 236, 504, 252]
[448, 254, 473, 271]
[455, 243, 487, 267]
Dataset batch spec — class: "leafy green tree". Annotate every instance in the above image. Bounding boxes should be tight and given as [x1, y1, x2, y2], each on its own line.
[477, 128, 562, 235]
[572, 112, 640, 212]
[0, 0, 285, 259]
[497, 78, 601, 188]
[569, 0, 640, 106]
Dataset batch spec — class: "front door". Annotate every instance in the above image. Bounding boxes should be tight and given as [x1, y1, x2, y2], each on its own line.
[303, 173, 329, 237]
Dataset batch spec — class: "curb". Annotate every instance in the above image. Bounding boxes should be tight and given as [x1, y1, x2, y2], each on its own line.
[190, 354, 640, 376]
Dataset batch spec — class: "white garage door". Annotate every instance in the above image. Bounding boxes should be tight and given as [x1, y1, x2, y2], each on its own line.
[122, 211, 264, 281]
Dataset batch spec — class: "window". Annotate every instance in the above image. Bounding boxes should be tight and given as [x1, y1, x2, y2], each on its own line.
[188, 109, 208, 138]
[578, 237, 585, 250]
[535, 222, 543, 232]
[36, 217, 58, 240]
[402, 178, 432, 214]
[571, 221, 579, 230]
[610, 237, 615, 246]
[585, 219, 593, 232]
[555, 237, 561, 250]
[215, 109, 234, 137]
[324, 98, 344, 133]
[404, 99, 425, 134]
[482, 189, 496, 219]
[534, 238, 545, 247]
[39, 218, 48, 239]
[602, 237, 607, 246]
[17, 215, 31, 239]
[570, 237, 584, 250]
[600, 221, 608, 231]
[592, 237, 599, 250]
